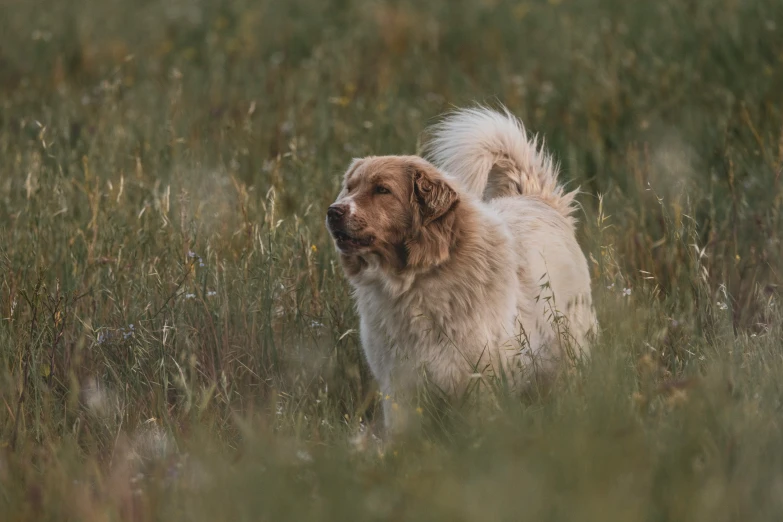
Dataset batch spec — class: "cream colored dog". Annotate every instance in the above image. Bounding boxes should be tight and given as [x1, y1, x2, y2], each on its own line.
[326, 106, 597, 434]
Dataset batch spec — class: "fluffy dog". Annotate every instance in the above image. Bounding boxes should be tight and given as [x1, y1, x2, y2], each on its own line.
[326, 107, 597, 434]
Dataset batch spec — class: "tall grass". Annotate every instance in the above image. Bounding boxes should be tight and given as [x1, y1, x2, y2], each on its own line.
[1, 0, 782, 520]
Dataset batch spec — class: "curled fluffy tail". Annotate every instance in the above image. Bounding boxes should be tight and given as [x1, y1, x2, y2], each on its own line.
[423, 106, 578, 221]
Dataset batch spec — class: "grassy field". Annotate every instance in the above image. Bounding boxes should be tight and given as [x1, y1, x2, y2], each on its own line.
[1, 0, 783, 519]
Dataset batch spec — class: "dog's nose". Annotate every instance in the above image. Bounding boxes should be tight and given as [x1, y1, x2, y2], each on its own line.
[327, 204, 347, 223]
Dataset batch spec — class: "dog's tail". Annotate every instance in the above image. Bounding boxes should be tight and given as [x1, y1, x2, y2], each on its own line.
[423, 106, 578, 220]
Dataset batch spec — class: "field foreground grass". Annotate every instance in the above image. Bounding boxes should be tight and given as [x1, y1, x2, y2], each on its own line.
[1, 0, 783, 520]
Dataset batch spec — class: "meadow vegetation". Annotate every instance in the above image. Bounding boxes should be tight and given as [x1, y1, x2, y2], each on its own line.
[1, 0, 783, 519]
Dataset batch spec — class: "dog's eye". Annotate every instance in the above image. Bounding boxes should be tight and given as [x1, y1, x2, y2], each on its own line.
[374, 185, 391, 195]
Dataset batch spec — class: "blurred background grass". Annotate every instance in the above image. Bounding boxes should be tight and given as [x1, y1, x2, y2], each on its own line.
[1, 0, 783, 520]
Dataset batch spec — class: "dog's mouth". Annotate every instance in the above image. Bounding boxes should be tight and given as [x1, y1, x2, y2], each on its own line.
[331, 230, 375, 251]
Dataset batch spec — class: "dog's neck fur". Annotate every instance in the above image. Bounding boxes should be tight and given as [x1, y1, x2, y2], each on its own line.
[345, 197, 515, 332]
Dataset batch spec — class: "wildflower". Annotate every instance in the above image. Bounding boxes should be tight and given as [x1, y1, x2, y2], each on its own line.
[328, 96, 350, 107]
[311, 244, 317, 253]
[716, 301, 728, 310]
[188, 251, 196, 258]
[207, 291, 217, 297]
[622, 287, 632, 297]
[606, 283, 615, 289]
[118, 324, 134, 340]
[185, 293, 196, 300]
[199, 258, 205, 267]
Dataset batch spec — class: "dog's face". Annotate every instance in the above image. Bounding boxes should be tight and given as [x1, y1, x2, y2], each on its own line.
[326, 156, 460, 274]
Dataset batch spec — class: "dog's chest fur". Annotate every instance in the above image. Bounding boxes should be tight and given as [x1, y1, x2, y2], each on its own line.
[349, 219, 519, 395]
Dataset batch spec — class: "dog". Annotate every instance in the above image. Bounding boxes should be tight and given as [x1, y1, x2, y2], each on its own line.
[326, 106, 597, 434]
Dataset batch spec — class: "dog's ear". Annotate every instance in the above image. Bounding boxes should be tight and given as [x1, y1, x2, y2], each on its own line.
[412, 163, 459, 226]
[406, 162, 460, 268]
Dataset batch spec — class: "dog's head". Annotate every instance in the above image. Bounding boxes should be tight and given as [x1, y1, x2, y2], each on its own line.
[326, 155, 460, 275]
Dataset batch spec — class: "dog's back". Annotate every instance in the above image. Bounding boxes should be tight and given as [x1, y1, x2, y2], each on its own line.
[424, 106, 597, 361]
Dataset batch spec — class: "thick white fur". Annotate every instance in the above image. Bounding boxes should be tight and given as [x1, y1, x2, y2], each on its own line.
[424, 105, 578, 220]
[346, 107, 596, 434]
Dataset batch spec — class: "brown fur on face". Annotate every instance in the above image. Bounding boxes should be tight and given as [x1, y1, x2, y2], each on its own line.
[326, 156, 461, 275]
